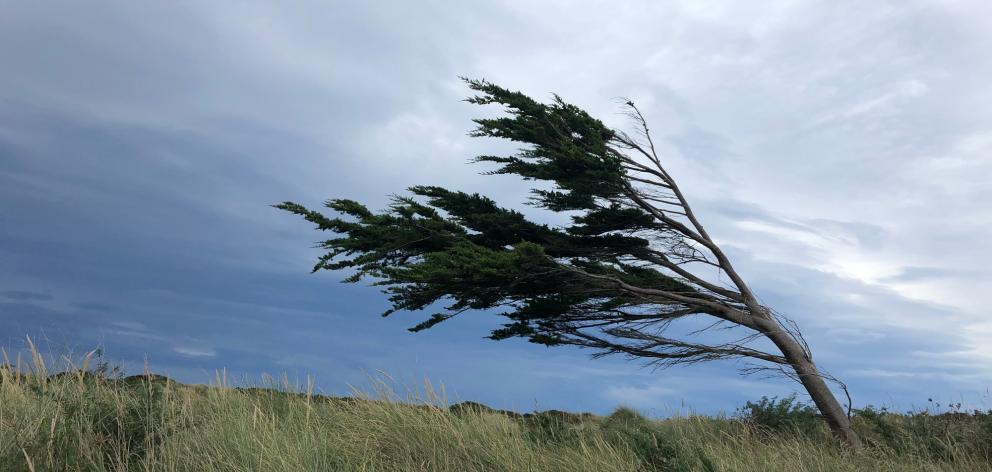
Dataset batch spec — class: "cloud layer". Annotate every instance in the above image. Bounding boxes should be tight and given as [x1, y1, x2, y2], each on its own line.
[2, 0, 990, 415]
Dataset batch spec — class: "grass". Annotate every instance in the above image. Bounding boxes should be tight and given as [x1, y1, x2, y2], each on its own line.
[1, 345, 990, 471]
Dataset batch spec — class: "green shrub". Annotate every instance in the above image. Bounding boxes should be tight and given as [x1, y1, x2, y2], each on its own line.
[521, 409, 588, 445]
[736, 393, 822, 437]
[600, 407, 691, 471]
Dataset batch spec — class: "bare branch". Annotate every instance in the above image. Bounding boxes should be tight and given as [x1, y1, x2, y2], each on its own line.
[562, 328, 788, 367]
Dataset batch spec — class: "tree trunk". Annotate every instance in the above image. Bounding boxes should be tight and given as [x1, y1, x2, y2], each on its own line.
[765, 327, 863, 449]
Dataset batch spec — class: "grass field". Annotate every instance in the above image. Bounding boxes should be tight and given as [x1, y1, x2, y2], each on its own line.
[2, 346, 990, 471]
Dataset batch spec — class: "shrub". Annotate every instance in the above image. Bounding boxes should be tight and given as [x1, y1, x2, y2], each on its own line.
[521, 409, 588, 445]
[599, 407, 694, 471]
[736, 393, 821, 437]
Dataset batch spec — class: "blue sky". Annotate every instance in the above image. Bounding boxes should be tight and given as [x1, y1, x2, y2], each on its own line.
[2, 0, 991, 416]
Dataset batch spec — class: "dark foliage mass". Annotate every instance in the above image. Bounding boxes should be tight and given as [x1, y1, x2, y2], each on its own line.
[277, 79, 736, 358]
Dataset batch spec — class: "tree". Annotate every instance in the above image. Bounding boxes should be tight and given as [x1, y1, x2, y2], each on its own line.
[276, 79, 862, 448]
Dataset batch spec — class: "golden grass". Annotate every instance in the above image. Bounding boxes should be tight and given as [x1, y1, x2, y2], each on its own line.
[1, 343, 989, 471]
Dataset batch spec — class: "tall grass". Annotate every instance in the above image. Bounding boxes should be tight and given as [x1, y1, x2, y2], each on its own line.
[1, 344, 990, 471]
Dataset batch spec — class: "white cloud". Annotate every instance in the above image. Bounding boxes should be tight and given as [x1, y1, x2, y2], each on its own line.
[604, 384, 678, 410]
[173, 346, 217, 358]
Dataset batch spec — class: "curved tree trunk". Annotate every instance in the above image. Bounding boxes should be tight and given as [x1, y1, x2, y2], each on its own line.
[764, 327, 863, 449]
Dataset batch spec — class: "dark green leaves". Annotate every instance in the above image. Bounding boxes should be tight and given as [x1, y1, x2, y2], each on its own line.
[277, 79, 697, 343]
[464, 78, 625, 212]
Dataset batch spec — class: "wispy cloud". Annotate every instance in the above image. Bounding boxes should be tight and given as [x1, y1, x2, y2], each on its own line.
[604, 385, 678, 410]
[173, 346, 217, 358]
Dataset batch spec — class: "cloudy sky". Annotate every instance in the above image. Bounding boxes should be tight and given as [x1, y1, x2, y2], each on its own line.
[2, 0, 991, 415]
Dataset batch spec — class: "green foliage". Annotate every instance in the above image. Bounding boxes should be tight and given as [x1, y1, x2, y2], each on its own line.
[275, 79, 692, 345]
[600, 407, 691, 471]
[463, 79, 625, 212]
[853, 406, 903, 451]
[448, 401, 501, 417]
[736, 394, 822, 437]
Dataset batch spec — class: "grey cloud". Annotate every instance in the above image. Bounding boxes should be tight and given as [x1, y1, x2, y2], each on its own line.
[668, 125, 736, 163]
[1, 0, 990, 415]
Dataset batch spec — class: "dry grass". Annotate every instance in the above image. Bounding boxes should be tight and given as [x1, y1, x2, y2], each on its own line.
[1, 343, 990, 471]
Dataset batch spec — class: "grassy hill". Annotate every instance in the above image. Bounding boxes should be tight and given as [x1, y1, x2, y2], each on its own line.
[1, 352, 990, 471]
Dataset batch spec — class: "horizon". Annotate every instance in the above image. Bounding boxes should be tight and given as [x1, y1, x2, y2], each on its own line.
[2, 1, 991, 417]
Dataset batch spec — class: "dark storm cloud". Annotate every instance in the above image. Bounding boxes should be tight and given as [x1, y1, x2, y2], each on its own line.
[1, 0, 990, 415]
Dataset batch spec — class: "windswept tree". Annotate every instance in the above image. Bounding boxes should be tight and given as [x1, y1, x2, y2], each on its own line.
[277, 79, 862, 447]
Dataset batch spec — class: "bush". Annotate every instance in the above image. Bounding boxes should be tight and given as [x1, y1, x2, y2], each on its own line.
[600, 407, 688, 471]
[521, 409, 589, 445]
[736, 393, 822, 437]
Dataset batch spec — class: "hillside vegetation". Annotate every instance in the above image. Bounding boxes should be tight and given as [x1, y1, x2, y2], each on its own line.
[1, 350, 990, 471]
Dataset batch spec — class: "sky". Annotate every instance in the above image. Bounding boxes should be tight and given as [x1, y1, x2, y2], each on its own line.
[2, 0, 991, 416]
